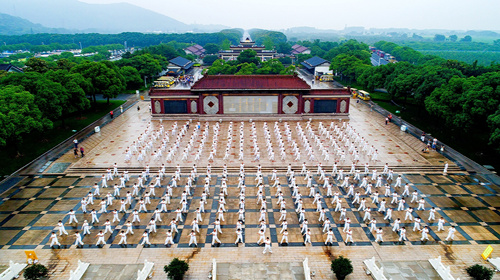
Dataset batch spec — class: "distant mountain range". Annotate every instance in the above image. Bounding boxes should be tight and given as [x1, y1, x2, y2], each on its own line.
[0, 0, 228, 35]
[0, 13, 75, 35]
[284, 26, 500, 37]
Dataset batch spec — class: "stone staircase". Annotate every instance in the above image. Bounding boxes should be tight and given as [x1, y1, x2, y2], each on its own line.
[63, 164, 463, 176]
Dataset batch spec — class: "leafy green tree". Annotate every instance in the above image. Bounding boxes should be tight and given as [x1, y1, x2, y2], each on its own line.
[204, 43, 220, 55]
[236, 63, 258, 75]
[487, 106, 500, 151]
[425, 72, 500, 131]
[296, 53, 313, 63]
[280, 65, 296, 75]
[129, 53, 162, 79]
[449, 35, 458, 42]
[0, 85, 52, 150]
[23, 263, 49, 280]
[221, 39, 231, 50]
[257, 59, 285, 74]
[44, 70, 91, 116]
[413, 65, 463, 104]
[1, 71, 67, 120]
[466, 264, 494, 280]
[460, 35, 472, 42]
[434, 34, 446, 42]
[386, 71, 421, 101]
[202, 55, 219, 66]
[330, 53, 370, 82]
[72, 61, 125, 104]
[277, 42, 292, 54]
[25, 57, 50, 73]
[164, 258, 189, 280]
[324, 39, 370, 63]
[278, 56, 292, 65]
[330, 256, 353, 280]
[206, 59, 237, 75]
[56, 59, 77, 71]
[237, 49, 260, 65]
[59, 52, 75, 59]
[120, 66, 143, 90]
[357, 63, 397, 91]
[263, 37, 274, 50]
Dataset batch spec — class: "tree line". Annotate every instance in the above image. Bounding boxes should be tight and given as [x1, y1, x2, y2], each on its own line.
[329, 40, 500, 151]
[0, 56, 141, 149]
[204, 50, 295, 75]
[0, 38, 206, 154]
[0, 31, 242, 52]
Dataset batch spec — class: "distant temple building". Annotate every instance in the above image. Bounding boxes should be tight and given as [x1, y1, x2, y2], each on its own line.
[149, 75, 350, 117]
[166, 56, 194, 76]
[219, 37, 277, 61]
[0, 63, 23, 73]
[291, 44, 311, 55]
[301, 56, 332, 77]
[184, 44, 205, 56]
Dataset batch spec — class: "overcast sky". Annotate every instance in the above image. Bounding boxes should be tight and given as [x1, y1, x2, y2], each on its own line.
[81, 0, 500, 31]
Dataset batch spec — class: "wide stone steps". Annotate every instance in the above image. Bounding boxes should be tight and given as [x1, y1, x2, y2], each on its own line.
[63, 165, 463, 176]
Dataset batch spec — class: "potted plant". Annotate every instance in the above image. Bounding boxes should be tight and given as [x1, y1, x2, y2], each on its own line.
[466, 264, 494, 280]
[164, 258, 189, 280]
[331, 256, 353, 280]
[23, 263, 49, 280]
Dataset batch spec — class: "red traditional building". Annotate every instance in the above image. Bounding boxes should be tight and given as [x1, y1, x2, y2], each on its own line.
[149, 75, 350, 117]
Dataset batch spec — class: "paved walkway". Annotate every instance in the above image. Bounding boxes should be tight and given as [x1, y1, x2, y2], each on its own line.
[46, 99, 453, 172]
[0, 98, 498, 280]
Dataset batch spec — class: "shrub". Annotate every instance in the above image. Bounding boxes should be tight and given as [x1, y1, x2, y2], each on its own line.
[331, 256, 353, 280]
[164, 258, 189, 280]
[466, 264, 494, 280]
[23, 263, 49, 280]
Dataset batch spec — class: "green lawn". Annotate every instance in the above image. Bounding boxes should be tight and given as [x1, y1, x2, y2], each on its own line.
[0, 100, 126, 177]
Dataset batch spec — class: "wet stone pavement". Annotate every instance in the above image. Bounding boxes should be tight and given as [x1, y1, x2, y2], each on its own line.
[0, 100, 498, 279]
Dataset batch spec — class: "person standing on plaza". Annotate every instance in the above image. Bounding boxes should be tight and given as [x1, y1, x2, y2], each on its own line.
[140, 231, 151, 246]
[345, 229, 353, 244]
[57, 220, 68, 236]
[68, 209, 78, 224]
[303, 229, 312, 245]
[49, 232, 61, 248]
[263, 237, 272, 254]
[118, 230, 127, 246]
[375, 227, 383, 243]
[445, 226, 456, 241]
[74, 231, 84, 247]
[96, 230, 106, 247]
[399, 227, 407, 242]
[210, 229, 221, 246]
[165, 230, 174, 246]
[82, 220, 91, 235]
[188, 230, 198, 247]
[235, 229, 244, 244]
[420, 226, 430, 241]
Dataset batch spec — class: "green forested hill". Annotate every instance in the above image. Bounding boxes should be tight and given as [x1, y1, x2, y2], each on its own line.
[0, 13, 73, 35]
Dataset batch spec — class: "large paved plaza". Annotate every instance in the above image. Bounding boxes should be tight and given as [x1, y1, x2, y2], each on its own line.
[0, 99, 498, 279]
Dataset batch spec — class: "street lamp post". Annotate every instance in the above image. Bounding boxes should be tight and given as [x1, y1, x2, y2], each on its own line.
[144, 76, 147, 89]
